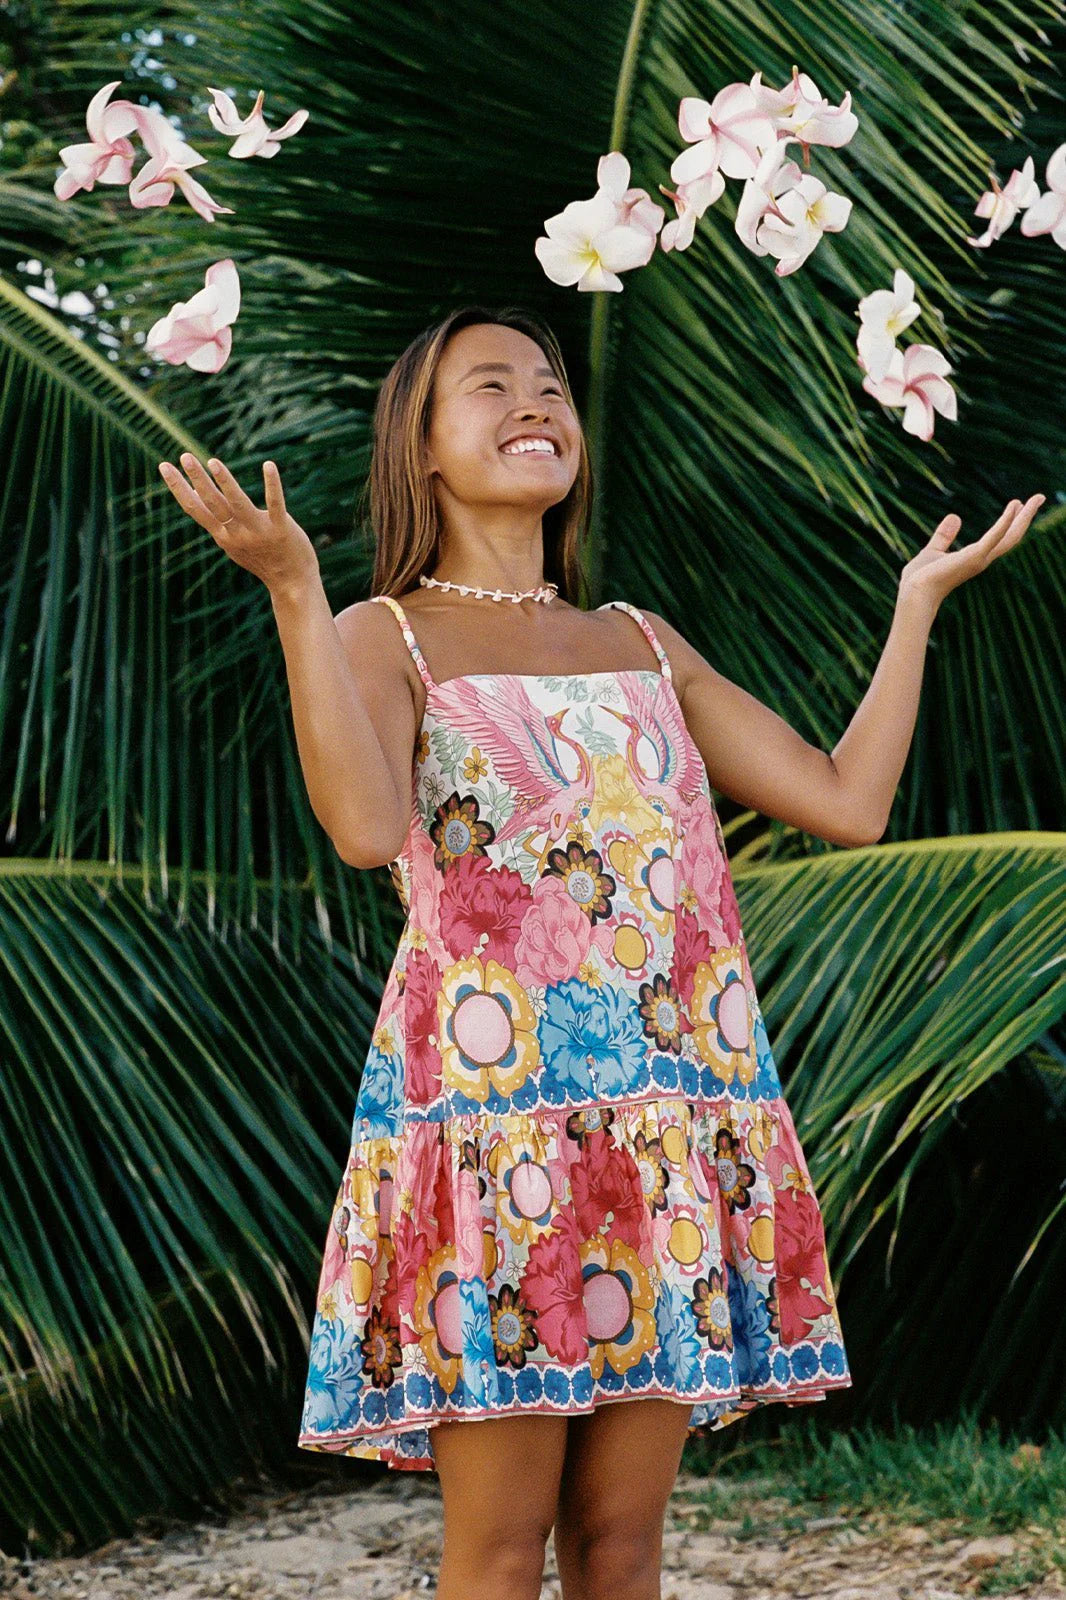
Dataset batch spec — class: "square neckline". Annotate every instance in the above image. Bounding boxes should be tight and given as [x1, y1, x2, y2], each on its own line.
[372, 595, 673, 697]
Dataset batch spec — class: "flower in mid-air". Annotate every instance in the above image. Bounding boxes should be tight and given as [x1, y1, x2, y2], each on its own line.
[534, 153, 662, 291]
[966, 156, 1039, 248]
[859, 342, 958, 441]
[205, 87, 310, 158]
[856, 268, 922, 384]
[145, 259, 241, 372]
[1019, 142, 1066, 249]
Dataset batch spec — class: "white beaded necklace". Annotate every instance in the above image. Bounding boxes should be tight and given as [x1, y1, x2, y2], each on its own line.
[419, 574, 558, 605]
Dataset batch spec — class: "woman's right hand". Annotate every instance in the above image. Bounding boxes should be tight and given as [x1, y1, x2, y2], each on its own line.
[158, 452, 320, 596]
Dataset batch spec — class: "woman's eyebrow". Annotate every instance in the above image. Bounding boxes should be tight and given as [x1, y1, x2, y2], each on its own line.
[460, 362, 557, 380]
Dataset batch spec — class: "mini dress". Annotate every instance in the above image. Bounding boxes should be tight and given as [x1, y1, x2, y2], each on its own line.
[297, 593, 853, 1470]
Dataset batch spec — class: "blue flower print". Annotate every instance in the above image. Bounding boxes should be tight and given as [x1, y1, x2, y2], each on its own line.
[727, 1260, 773, 1387]
[302, 1314, 364, 1433]
[654, 1278, 705, 1390]
[352, 1044, 403, 1139]
[459, 1277, 500, 1406]
[539, 979, 646, 1099]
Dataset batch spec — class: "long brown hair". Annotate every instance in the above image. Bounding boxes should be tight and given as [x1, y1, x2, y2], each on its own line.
[357, 305, 593, 609]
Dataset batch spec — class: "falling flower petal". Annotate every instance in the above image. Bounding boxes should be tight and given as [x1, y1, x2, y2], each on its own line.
[735, 136, 805, 256]
[966, 156, 1039, 247]
[856, 268, 921, 384]
[54, 81, 147, 199]
[145, 258, 241, 372]
[1019, 141, 1066, 248]
[670, 83, 777, 186]
[206, 87, 309, 158]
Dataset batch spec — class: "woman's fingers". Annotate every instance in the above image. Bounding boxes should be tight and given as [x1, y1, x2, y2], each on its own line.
[202, 456, 264, 526]
[262, 459, 287, 521]
[175, 452, 239, 526]
[158, 460, 224, 533]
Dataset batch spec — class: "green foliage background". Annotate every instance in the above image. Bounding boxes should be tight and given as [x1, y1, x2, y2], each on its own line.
[0, 0, 1064, 1553]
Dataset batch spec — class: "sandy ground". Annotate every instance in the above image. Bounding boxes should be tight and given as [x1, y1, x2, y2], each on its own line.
[3, 1465, 1063, 1599]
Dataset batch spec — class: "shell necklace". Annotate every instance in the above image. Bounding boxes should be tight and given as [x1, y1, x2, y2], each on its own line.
[419, 574, 558, 604]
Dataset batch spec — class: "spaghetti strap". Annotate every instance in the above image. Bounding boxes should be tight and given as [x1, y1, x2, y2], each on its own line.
[369, 594, 437, 692]
[598, 600, 673, 682]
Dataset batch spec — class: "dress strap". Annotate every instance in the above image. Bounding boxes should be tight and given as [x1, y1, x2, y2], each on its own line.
[597, 600, 673, 682]
[369, 594, 438, 692]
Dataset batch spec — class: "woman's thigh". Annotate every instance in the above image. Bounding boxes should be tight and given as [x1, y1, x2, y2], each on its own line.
[553, 1398, 695, 1592]
[430, 1412, 570, 1585]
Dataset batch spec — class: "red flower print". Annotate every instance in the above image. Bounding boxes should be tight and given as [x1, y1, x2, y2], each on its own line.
[673, 905, 714, 1009]
[775, 1187, 832, 1344]
[429, 791, 496, 873]
[438, 852, 533, 964]
[569, 1132, 647, 1252]
[521, 1206, 587, 1363]
[515, 875, 598, 988]
[401, 949, 444, 1104]
[391, 1208, 431, 1325]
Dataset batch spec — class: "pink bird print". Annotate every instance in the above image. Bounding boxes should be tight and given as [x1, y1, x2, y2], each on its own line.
[440, 677, 595, 844]
[601, 674, 707, 802]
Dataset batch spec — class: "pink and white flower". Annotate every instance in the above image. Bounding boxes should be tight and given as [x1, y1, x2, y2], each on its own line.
[669, 83, 777, 187]
[534, 153, 661, 291]
[54, 80, 161, 200]
[205, 87, 309, 158]
[1019, 142, 1066, 249]
[749, 65, 858, 162]
[145, 258, 241, 372]
[859, 342, 958, 442]
[658, 171, 725, 252]
[856, 268, 921, 384]
[127, 110, 234, 222]
[966, 156, 1039, 248]
[742, 138, 852, 276]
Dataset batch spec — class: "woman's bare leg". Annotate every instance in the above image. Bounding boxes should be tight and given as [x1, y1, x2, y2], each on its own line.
[553, 1397, 695, 1600]
[430, 1411, 570, 1600]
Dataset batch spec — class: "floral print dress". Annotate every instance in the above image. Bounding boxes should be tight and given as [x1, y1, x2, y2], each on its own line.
[297, 594, 853, 1470]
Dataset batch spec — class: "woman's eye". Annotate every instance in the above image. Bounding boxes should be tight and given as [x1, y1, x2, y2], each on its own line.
[480, 381, 563, 395]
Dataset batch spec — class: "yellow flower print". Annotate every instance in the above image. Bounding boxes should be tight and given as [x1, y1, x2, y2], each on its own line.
[462, 746, 489, 783]
[606, 819, 677, 938]
[318, 1288, 339, 1320]
[585, 753, 663, 836]
[373, 1022, 397, 1054]
[690, 945, 755, 1086]
[415, 728, 430, 764]
[579, 1235, 658, 1380]
[439, 955, 541, 1102]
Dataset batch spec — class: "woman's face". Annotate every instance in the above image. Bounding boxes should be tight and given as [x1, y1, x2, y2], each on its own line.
[425, 322, 581, 516]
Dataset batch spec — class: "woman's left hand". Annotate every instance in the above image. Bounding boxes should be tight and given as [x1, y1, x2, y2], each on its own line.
[899, 494, 1046, 616]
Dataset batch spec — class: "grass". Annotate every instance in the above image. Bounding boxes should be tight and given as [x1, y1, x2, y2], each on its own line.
[675, 1410, 1066, 1593]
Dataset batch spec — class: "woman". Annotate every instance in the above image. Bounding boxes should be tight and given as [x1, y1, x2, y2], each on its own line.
[158, 304, 1042, 1600]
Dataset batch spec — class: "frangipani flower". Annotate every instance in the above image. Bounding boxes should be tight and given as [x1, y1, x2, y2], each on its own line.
[734, 136, 805, 256]
[128, 110, 234, 222]
[206, 87, 309, 158]
[746, 138, 852, 276]
[749, 65, 859, 162]
[145, 259, 240, 372]
[860, 343, 958, 441]
[1019, 142, 1066, 248]
[658, 171, 725, 252]
[54, 80, 159, 200]
[595, 151, 665, 240]
[669, 84, 777, 187]
[535, 155, 660, 291]
[856, 268, 921, 384]
[54, 80, 233, 222]
[966, 156, 1039, 248]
